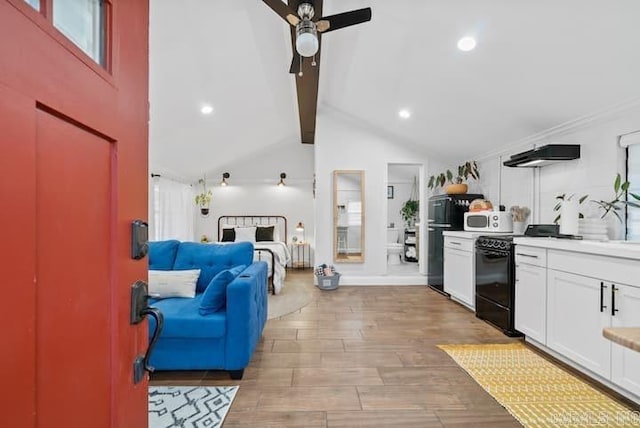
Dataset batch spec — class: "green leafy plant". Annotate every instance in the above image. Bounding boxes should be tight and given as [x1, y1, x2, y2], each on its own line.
[195, 178, 212, 207]
[591, 173, 640, 222]
[400, 199, 419, 225]
[428, 161, 480, 191]
[553, 193, 588, 224]
[552, 174, 640, 224]
[454, 161, 480, 184]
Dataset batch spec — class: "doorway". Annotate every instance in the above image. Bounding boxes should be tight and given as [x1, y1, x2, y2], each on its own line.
[387, 163, 421, 275]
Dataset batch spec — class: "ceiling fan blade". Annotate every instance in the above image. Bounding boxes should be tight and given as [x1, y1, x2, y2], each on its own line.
[289, 53, 301, 74]
[262, 0, 300, 26]
[295, 48, 320, 144]
[316, 7, 371, 33]
[290, 34, 321, 144]
[289, 0, 323, 144]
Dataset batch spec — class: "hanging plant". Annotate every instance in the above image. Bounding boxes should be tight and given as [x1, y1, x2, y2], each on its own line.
[400, 176, 419, 227]
[401, 200, 419, 225]
[195, 178, 212, 216]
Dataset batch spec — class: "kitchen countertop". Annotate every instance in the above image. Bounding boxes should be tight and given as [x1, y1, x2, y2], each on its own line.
[513, 237, 640, 260]
[603, 328, 640, 353]
[443, 231, 502, 239]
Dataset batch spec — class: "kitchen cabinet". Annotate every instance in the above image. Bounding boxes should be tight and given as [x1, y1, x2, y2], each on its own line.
[546, 270, 611, 378]
[443, 235, 475, 310]
[512, 238, 640, 403]
[611, 284, 640, 397]
[514, 246, 547, 344]
[546, 249, 640, 399]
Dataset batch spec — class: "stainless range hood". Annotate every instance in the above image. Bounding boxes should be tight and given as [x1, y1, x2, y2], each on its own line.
[503, 144, 580, 168]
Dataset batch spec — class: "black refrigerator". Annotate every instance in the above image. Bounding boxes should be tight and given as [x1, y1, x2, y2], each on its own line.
[427, 193, 484, 294]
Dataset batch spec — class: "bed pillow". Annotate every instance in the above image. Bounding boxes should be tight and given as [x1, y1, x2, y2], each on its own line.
[199, 264, 247, 315]
[148, 269, 200, 298]
[256, 225, 275, 242]
[221, 228, 235, 242]
[234, 226, 257, 243]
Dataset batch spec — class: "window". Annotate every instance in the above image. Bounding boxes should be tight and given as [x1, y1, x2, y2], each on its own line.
[149, 176, 195, 242]
[53, 0, 106, 66]
[24, 0, 40, 11]
[627, 144, 640, 241]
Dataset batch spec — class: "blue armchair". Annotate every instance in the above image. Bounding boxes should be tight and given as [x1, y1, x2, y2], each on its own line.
[147, 240, 268, 379]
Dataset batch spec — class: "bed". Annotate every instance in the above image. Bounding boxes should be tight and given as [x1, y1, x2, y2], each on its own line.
[217, 215, 291, 295]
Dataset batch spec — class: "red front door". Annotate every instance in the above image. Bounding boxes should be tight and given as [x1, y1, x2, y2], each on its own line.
[0, 1, 149, 427]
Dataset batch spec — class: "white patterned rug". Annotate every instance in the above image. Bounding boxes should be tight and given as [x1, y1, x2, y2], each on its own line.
[148, 386, 238, 428]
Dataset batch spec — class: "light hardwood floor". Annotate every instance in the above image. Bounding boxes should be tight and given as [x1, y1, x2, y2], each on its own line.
[150, 271, 554, 427]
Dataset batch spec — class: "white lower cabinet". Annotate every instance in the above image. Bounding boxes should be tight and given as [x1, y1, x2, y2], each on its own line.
[611, 283, 640, 397]
[443, 236, 475, 310]
[514, 262, 547, 344]
[544, 250, 640, 401]
[546, 270, 611, 378]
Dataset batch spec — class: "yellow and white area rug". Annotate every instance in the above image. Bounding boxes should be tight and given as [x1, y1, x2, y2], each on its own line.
[149, 386, 238, 428]
[438, 343, 640, 427]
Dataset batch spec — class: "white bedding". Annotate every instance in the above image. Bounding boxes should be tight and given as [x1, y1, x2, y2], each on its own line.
[253, 241, 291, 294]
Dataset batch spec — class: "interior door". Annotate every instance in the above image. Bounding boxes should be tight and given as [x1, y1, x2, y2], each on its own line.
[0, 1, 149, 427]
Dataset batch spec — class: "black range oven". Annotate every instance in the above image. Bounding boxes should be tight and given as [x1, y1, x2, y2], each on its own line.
[475, 235, 521, 337]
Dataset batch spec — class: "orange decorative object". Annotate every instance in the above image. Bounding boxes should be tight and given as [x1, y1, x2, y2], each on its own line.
[445, 183, 468, 194]
[469, 199, 494, 212]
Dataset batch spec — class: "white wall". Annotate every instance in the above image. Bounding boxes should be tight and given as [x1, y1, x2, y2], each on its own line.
[470, 102, 640, 239]
[314, 110, 433, 284]
[193, 139, 316, 257]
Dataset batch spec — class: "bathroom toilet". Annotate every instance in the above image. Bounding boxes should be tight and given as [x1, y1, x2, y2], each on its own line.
[387, 228, 403, 265]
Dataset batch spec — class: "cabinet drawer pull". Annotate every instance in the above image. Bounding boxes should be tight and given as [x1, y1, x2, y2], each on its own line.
[611, 285, 619, 316]
[600, 282, 607, 312]
[516, 253, 538, 258]
[450, 241, 462, 245]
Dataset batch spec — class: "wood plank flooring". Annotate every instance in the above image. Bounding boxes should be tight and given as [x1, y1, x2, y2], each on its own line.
[149, 271, 524, 427]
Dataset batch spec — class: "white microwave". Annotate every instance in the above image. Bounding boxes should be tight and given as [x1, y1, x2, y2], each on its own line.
[464, 211, 513, 233]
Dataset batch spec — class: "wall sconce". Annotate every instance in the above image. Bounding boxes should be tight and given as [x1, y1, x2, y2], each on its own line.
[277, 172, 286, 187]
[295, 221, 305, 243]
[220, 172, 230, 187]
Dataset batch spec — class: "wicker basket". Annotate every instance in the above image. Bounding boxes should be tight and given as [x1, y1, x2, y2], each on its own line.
[315, 273, 341, 290]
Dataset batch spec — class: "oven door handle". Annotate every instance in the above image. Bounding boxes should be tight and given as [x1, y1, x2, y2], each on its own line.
[478, 249, 509, 258]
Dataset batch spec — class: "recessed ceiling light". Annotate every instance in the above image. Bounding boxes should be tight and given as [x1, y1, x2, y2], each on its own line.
[200, 104, 214, 115]
[457, 37, 477, 52]
[398, 109, 411, 119]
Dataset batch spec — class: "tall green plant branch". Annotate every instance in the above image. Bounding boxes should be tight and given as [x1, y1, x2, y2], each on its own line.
[591, 173, 640, 222]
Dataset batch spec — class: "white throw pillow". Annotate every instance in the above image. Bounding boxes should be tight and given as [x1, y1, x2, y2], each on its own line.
[148, 269, 200, 298]
[234, 226, 257, 243]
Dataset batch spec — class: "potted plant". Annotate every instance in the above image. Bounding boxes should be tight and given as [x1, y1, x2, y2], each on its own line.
[553, 193, 589, 224]
[195, 178, 213, 216]
[400, 199, 419, 227]
[427, 161, 480, 194]
[591, 173, 640, 222]
[553, 174, 640, 238]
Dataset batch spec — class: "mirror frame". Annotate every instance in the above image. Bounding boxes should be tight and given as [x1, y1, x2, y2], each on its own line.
[333, 170, 365, 263]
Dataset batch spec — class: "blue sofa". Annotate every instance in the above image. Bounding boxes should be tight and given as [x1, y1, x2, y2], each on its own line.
[147, 240, 268, 379]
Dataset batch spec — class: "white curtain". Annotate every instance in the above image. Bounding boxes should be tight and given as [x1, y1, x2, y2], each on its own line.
[149, 176, 195, 242]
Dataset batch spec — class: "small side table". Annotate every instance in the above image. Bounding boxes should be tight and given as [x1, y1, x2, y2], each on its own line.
[290, 242, 311, 269]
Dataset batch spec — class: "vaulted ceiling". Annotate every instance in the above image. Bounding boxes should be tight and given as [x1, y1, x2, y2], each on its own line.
[150, 0, 640, 181]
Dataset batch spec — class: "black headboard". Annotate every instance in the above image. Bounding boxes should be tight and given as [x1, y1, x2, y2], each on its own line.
[217, 215, 287, 243]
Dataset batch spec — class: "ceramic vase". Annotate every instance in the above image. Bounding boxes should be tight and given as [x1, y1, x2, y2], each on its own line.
[445, 183, 468, 194]
[560, 199, 579, 235]
[513, 221, 527, 235]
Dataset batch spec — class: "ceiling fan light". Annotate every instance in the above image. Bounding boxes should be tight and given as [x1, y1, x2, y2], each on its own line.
[296, 31, 318, 57]
[457, 36, 477, 52]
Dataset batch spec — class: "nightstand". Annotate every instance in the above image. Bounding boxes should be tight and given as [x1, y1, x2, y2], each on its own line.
[289, 242, 311, 269]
